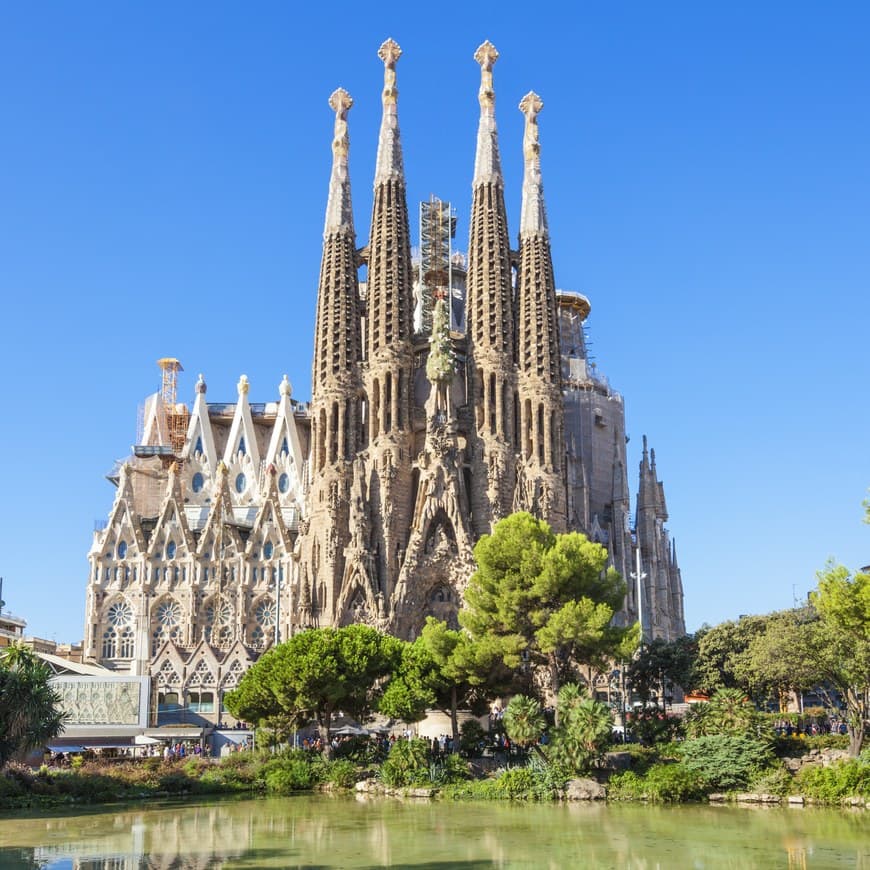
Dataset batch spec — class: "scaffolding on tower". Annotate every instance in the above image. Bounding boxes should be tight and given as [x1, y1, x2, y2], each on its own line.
[157, 358, 190, 455]
[419, 195, 456, 335]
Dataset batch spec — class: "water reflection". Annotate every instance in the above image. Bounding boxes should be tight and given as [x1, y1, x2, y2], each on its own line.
[0, 796, 867, 869]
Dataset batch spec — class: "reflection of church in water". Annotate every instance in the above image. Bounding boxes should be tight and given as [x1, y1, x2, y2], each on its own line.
[83, 40, 685, 722]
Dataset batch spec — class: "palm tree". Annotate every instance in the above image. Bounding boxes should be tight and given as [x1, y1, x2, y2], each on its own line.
[503, 694, 546, 756]
[550, 683, 613, 773]
[0, 645, 67, 766]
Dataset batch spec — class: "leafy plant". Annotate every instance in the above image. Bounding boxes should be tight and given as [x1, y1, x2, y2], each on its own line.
[796, 757, 870, 802]
[263, 759, 315, 793]
[459, 719, 487, 757]
[548, 684, 612, 773]
[378, 738, 431, 788]
[678, 735, 772, 791]
[608, 763, 707, 803]
[685, 688, 767, 739]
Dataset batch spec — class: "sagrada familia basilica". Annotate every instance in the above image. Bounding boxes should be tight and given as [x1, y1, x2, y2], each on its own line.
[83, 40, 685, 721]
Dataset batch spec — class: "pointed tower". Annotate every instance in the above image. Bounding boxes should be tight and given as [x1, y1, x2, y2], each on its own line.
[302, 87, 364, 626]
[465, 41, 517, 534]
[635, 437, 685, 640]
[513, 92, 567, 530]
[361, 38, 416, 615]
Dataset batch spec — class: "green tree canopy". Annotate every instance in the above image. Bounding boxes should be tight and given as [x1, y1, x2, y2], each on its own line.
[627, 635, 698, 705]
[810, 562, 870, 756]
[379, 618, 506, 746]
[0, 645, 67, 766]
[460, 512, 637, 703]
[737, 608, 824, 710]
[224, 625, 400, 753]
[693, 615, 769, 696]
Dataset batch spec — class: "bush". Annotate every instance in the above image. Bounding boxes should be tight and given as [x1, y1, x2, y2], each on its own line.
[748, 761, 795, 796]
[679, 735, 772, 792]
[626, 710, 684, 746]
[317, 758, 358, 789]
[608, 763, 707, 803]
[459, 720, 487, 757]
[492, 766, 540, 799]
[685, 689, 770, 740]
[773, 733, 849, 756]
[264, 759, 315, 793]
[379, 739, 430, 788]
[796, 758, 870, 802]
[425, 753, 472, 786]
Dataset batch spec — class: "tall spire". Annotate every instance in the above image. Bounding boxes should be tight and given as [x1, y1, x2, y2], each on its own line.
[374, 38, 404, 185]
[312, 88, 362, 399]
[473, 40, 503, 186]
[514, 90, 566, 530]
[366, 37, 413, 361]
[323, 88, 355, 236]
[519, 91, 548, 238]
[465, 40, 517, 532]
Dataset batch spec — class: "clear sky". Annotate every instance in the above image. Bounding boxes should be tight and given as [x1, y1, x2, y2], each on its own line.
[2, 2, 868, 643]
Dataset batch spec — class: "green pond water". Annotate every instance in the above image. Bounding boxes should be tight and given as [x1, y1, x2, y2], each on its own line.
[0, 794, 867, 869]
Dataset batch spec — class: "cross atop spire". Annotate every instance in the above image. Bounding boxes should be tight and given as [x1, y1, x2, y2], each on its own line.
[323, 88, 354, 236]
[519, 91, 548, 237]
[374, 38, 404, 184]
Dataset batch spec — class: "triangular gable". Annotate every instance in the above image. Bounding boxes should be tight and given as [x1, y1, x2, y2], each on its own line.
[98, 472, 147, 559]
[264, 375, 304, 481]
[151, 640, 188, 686]
[147, 465, 195, 559]
[223, 375, 261, 469]
[141, 393, 170, 447]
[247, 488, 292, 556]
[196, 466, 244, 558]
[182, 374, 218, 469]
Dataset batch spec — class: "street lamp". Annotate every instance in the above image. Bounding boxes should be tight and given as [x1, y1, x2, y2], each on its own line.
[630, 548, 647, 646]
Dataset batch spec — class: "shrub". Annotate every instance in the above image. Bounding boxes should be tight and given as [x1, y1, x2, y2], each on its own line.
[264, 759, 315, 793]
[685, 689, 770, 740]
[626, 710, 684, 746]
[748, 761, 795, 796]
[426, 753, 472, 786]
[608, 763, 707, 803]
[796, 758, 870, 802]
[679, 735, 772, 791]
[459, 720, 487, 757]
[773, 733, 849, 756]
[379, 739, 430, 788]
[318, 758, 358, 789]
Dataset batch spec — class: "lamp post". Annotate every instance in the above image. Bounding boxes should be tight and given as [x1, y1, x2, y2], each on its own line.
[630, 547, 647, 647]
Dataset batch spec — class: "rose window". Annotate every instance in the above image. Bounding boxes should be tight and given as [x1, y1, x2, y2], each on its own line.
[107, 601, 133, 627]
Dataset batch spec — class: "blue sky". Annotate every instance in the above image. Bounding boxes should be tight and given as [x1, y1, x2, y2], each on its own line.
[1, 2, 868, 642]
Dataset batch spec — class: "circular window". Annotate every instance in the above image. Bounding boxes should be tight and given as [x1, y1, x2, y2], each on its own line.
[278, 473, 289, 493]
[263, 541, 274, 560]
[192, 472, 204, 493]
[157, 600, 181, 627]
[235, 473, 246, 494]
[166, 540, 177, 560]
[117, 540, 127, 559]
[107, 601, 133, 627]
[256, 600, 276, 627]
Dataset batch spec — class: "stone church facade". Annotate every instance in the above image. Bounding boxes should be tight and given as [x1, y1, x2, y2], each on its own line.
[84, 40, 685, 723]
